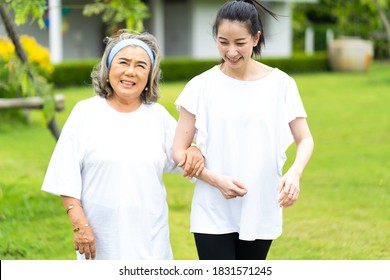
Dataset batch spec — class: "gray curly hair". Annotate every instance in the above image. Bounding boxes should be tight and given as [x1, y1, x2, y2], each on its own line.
[91, 29, 161, 103]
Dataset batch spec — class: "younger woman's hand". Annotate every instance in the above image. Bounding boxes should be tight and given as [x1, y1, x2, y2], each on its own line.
[215, 175, 247, 199]
[277, 168, 301, 208]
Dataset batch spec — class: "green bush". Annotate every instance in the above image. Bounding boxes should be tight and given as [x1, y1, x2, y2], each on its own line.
[50, 53, 329, 87]
[160, 58, 218, 82]
[49, 60, 99, 88]
[161, 54, 329, 82]
[260, 53, 329, 74]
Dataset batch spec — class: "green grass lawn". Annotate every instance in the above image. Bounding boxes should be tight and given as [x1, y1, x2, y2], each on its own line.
[0, 62, 389, 260]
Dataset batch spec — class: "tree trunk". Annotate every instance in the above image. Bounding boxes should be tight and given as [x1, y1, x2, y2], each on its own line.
[0, 5, 29, 63]
[0, 4, 61, 141]
[373, 0, 390, 59]
[0, 4, 29, 94]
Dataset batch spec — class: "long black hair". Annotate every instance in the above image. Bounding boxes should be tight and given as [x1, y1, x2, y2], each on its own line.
[212, 0, 277, 56]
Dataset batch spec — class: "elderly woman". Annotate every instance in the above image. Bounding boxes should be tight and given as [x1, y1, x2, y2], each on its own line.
[42, 30, 203, 260]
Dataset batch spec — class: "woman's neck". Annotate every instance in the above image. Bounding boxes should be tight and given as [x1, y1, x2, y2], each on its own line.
[107, 94, 142, 113]
[220, 59, 272, 81]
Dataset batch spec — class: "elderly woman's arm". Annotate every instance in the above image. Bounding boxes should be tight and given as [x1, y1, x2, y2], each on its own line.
[61, 195, 96, 260]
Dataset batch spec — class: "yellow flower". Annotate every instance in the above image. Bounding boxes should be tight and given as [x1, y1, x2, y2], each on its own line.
[20, 35, 54, 73]
[0, 37, 15, 61]
[0, 35, 54, 74]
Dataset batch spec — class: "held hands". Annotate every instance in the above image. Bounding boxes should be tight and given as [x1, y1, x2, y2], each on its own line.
[73, 223, 96, 260]
[277, 168, 301, 208]
[178, 145, 205, 179]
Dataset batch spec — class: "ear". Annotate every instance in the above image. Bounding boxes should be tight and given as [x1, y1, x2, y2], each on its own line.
[253, 31, 261, 46]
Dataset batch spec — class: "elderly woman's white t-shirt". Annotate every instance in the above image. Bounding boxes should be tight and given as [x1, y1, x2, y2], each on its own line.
[42, 96, 178, 259]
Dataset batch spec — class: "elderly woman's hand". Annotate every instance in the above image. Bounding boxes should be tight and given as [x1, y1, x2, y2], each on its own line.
[73, 223, 96, 260]
[178, 145, 205, 179]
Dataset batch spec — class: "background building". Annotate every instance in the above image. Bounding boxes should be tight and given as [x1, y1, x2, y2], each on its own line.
[0, 0, 317, 63]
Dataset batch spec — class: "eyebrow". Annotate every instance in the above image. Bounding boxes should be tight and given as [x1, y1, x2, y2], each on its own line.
[218, 36, 248, 42]
[117, 57, 148, 66]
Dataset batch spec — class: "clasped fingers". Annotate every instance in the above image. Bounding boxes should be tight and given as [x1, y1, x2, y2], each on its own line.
[219, 177, 247, 199]
[183, 146, 204, 178]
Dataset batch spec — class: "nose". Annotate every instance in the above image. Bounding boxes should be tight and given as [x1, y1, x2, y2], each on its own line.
[227, 46, 238, 56]
[124, 65, 135, 76]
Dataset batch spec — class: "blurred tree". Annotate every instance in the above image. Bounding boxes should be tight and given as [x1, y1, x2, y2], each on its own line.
[293, 0, 390, 58]
[83, 0, 150, 34]
[0, 0, 60, 140]
[371, 0, 390, 58]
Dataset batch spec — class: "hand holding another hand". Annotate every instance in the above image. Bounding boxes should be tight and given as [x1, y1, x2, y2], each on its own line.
[178, 145, 205, 179]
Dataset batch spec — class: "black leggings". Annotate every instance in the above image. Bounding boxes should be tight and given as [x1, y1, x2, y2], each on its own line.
[194, 232, 272, 260]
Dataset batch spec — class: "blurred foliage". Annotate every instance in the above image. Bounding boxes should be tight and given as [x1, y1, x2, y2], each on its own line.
[0, 35, 54, 74]
[0, 0, 55, 125]
[0, 55, 55, 122]
[293, 0, 390, 59]
[83, 0, 150, 34]
[0, 35, 54, 104]
[0, 0, 46, 28]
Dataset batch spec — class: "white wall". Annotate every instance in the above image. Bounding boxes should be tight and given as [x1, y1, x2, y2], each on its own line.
[60, 9, 103, 60]
[191, 0, 224, 59]
[190, 0, 293, 59]
[262, 2, 292, 57]
[145, 0, 165, 56]
[164, 1, 191, 57]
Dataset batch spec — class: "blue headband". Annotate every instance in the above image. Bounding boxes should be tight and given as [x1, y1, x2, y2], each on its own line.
[107, 38, 154, 69]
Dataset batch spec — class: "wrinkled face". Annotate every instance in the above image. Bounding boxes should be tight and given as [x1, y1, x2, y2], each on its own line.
[108, 46, 151, 102]
[217, 19, 260, 69]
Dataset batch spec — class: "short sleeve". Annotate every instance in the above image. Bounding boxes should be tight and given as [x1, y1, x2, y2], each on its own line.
[278, 75, 307, 175]
[174, 77, 200, 116]
[284, 76, 307, 123]
[41, 103, 85, 199]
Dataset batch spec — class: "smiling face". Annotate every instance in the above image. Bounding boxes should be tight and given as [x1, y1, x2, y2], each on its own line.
[217, 19, 260, 70]
[108, 45, 151, 108]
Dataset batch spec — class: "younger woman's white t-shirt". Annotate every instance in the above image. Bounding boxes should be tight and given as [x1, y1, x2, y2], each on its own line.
[175, 66, 307, 240]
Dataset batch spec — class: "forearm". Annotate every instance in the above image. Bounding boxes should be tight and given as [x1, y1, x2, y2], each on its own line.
[172, 148, 187, 165]
[288, 118, 314, 176]
[61, 195, 89, 230]
[196, 168, 219, 187]
[195, 168, 247, 198]
[172, 107, 196, 164]
[290, 137, 314, 176]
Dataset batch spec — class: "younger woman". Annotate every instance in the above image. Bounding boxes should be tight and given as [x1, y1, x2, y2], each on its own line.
[173, 0, 314, 260]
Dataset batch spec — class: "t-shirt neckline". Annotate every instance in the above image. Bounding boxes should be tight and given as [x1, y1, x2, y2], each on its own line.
[214, 65, 276, 83]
